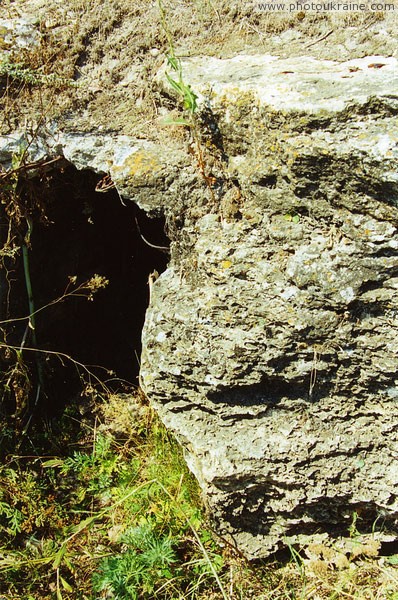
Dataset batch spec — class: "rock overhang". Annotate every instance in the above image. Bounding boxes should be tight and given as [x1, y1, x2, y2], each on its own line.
[1, 51, 398, 558]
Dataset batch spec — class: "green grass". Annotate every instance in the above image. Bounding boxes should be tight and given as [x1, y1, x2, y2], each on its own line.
[1, 390, 397, 599]
[0, 392, 228, 599]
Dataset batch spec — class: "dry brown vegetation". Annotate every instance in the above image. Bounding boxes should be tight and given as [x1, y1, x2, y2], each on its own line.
[1, 0, 397, 136]
[0, 1, 397, 598]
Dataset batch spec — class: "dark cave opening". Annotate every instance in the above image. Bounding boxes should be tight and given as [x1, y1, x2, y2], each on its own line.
[1, 161, 169, 419]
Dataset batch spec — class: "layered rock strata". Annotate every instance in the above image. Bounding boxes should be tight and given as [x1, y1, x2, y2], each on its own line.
[140, 55, 398, 557]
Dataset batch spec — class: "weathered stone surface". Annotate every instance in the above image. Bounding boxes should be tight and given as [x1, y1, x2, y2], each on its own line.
[140, 54, 398, 557]
[0, 129, 189, 213]
[0, 15, 40, 52]
[1, 49, 397, 558]
[179, 54, 398, 113]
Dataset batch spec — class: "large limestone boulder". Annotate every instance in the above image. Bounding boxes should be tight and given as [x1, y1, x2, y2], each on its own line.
[1, 36, 397, 557]
[140, 54, 398, 557]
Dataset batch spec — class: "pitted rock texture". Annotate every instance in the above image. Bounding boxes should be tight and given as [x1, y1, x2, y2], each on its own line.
[1, 48, 397, 558]
[140, 55, 398, 557]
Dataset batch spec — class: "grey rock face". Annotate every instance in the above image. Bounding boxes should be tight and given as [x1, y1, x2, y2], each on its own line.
[141, 55, 398, 557]
[1, 51, 397, 558]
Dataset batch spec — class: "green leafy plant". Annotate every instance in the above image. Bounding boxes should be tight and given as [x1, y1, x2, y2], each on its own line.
[0, 495, 24, 536]
[284, 212, 300, 224]
[0, 56, 73, 88]
[1, 392, 397, 599]
[93, 522, 177, 599]
[165, 55, 198, 120]
[46, 431, 124, 504]
[158, 0, 198, 125]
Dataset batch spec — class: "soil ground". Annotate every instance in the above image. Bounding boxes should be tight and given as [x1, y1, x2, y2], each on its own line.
[0, 0, 397, 137]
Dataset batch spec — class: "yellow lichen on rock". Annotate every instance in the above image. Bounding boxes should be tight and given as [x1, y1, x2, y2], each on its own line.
[112, 149, 164, 186]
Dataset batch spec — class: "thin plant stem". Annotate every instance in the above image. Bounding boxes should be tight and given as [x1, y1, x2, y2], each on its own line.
[0, 277, 108, 326]
[22, 217, 36, 346]
[157, 0, 176, 60]
[157, 480, 229, 600]
[21, 217, 45, 401]
[0, 342, 113, 391]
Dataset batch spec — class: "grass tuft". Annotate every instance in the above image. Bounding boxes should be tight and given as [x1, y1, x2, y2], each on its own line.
[1, 390, 397, 599]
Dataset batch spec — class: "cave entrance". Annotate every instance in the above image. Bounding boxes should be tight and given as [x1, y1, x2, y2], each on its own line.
[1, 161, 169, 421]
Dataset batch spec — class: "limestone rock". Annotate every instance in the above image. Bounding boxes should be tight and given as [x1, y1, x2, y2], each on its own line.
[1, 50, 397, 559]
[141, 54, 398, 557]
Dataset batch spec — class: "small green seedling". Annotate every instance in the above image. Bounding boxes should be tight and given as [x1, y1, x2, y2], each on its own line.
[158, 0, 198, 125]
[165, 55, 198, 118]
